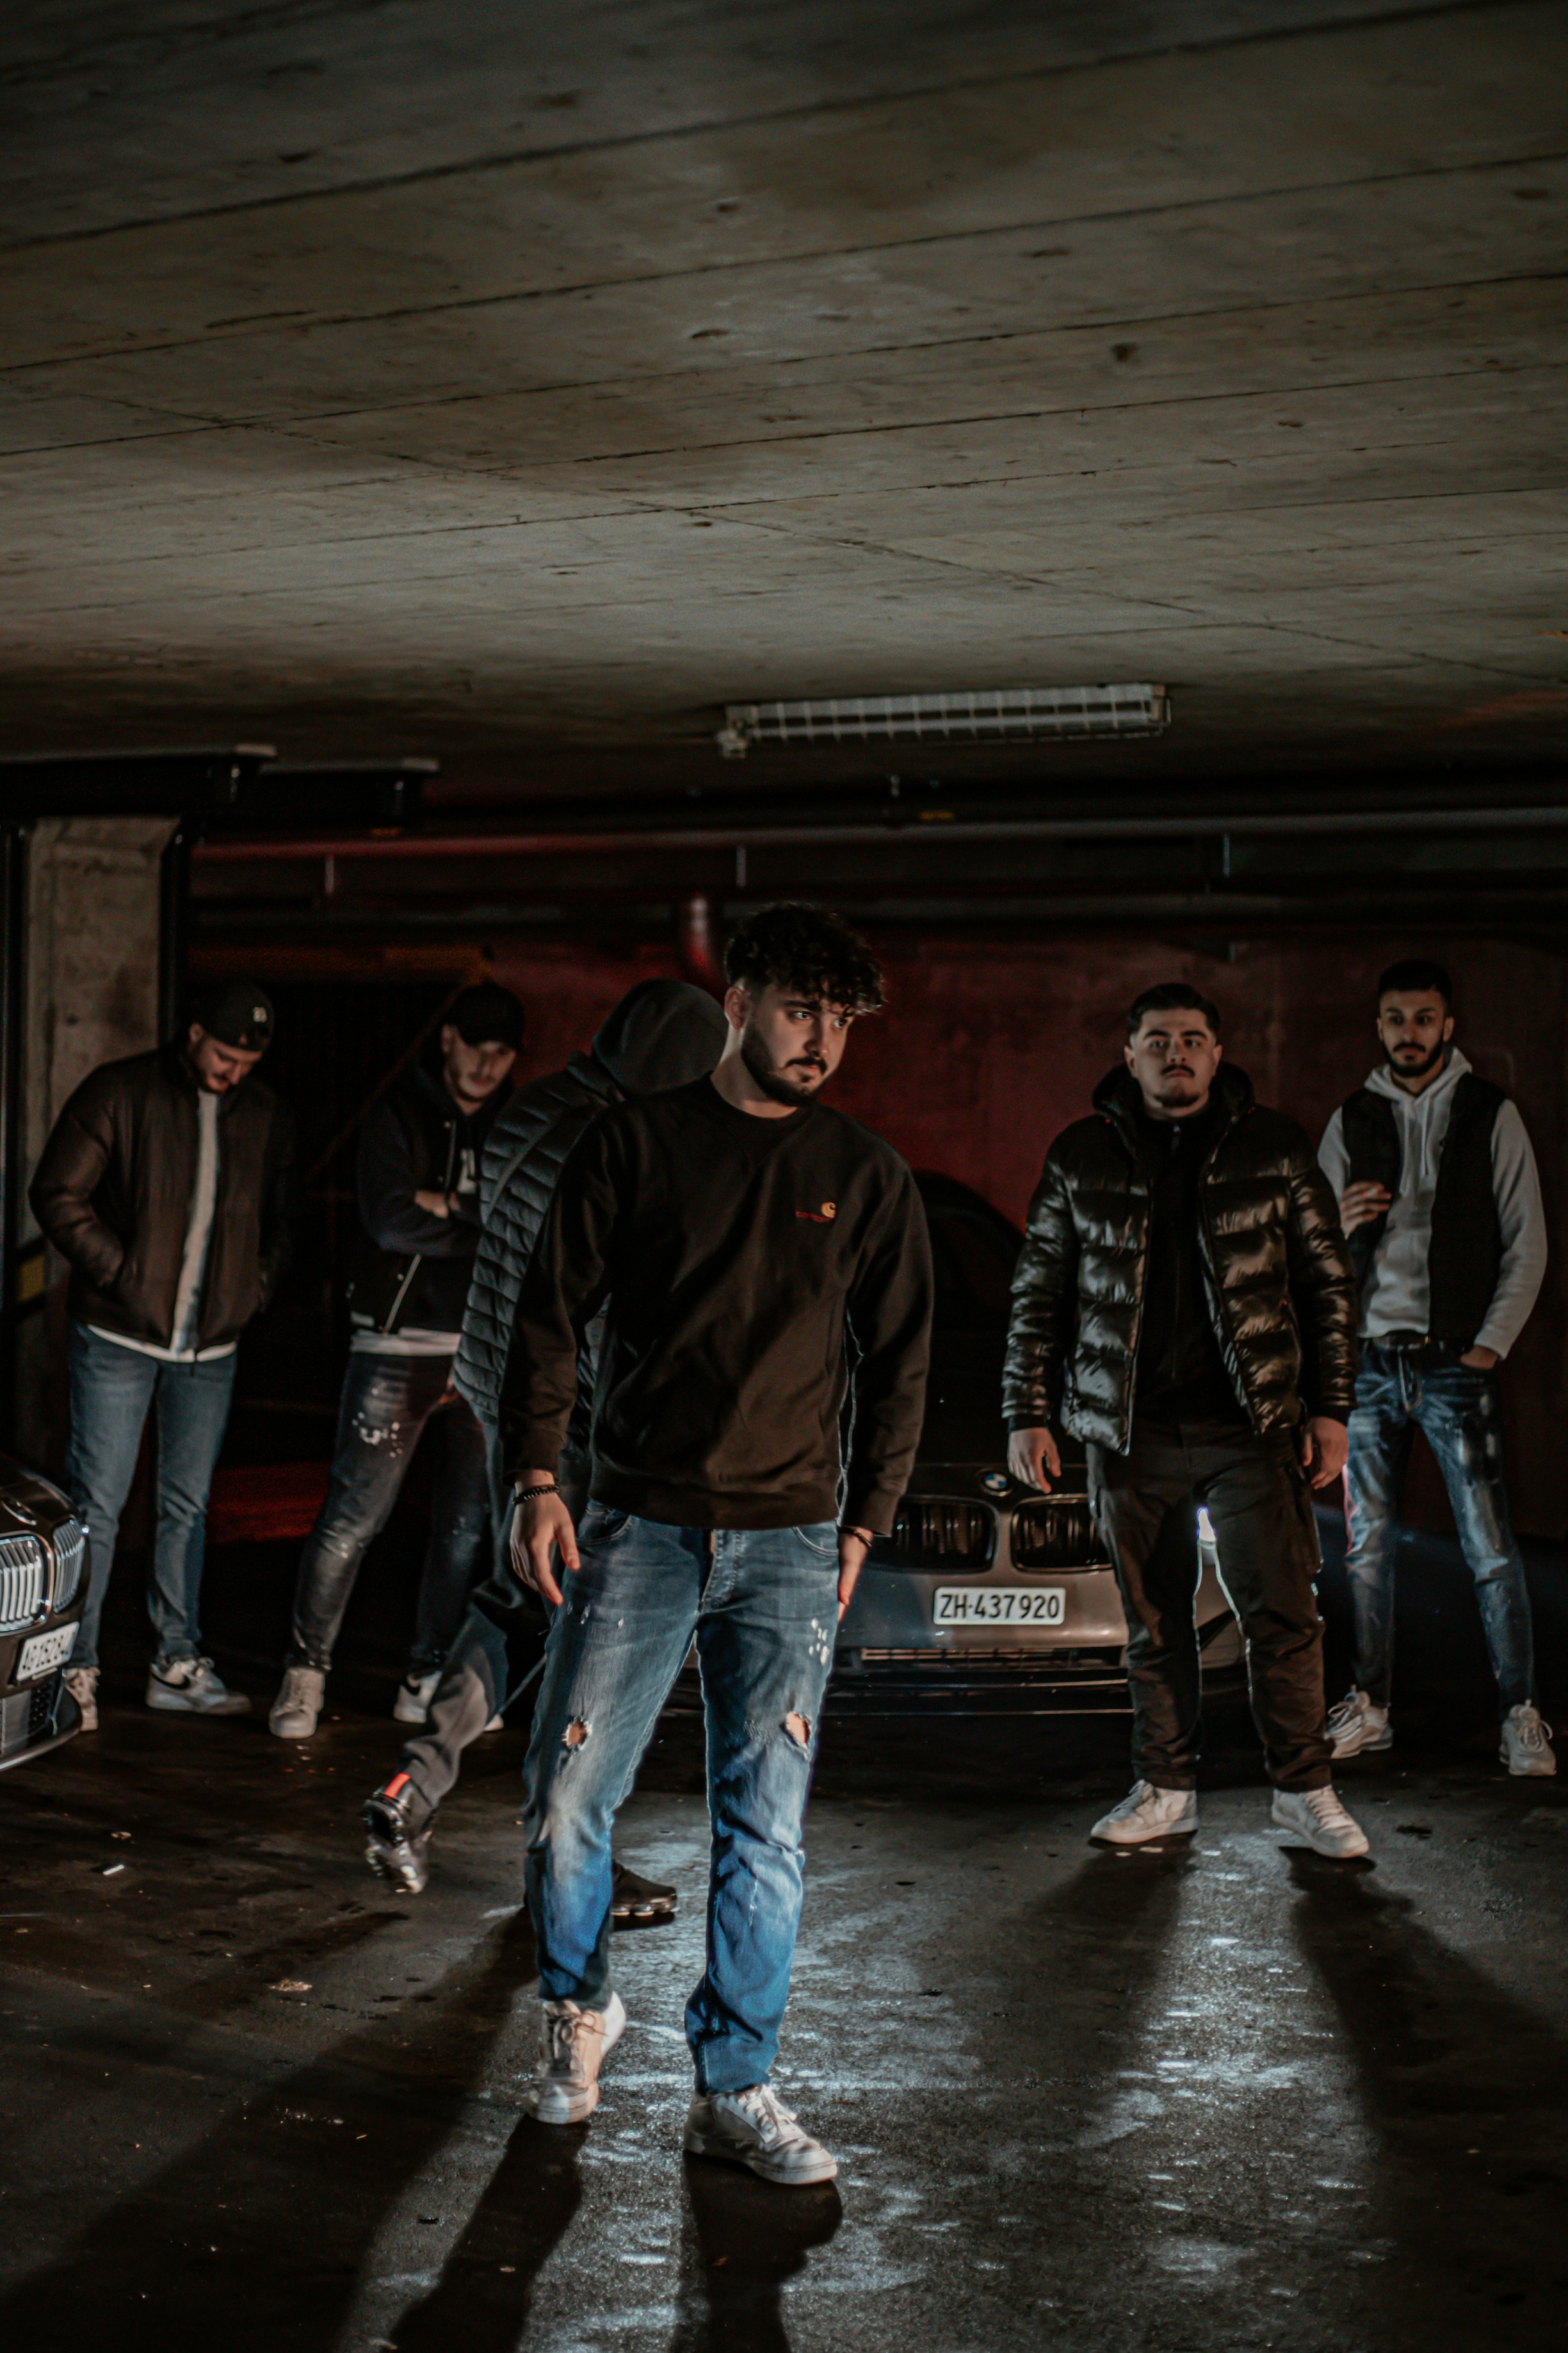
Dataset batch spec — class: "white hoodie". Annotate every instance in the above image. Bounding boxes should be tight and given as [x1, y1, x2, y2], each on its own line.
[1318, 1048, 1546, 1359]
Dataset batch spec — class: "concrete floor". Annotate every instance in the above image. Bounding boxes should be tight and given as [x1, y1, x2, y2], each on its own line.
[3, 1673, 1565, 2352]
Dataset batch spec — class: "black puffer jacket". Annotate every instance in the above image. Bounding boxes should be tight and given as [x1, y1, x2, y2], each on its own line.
[1003, 1062, 1357, 1451]
[452, 980, 727, 1429]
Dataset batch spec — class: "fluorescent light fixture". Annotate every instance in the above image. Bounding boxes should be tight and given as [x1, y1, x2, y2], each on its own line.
[716, 682, 1168, 756]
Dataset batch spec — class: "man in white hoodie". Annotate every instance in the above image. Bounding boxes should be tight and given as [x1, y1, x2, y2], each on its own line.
[1318, 959, 1553, 1775]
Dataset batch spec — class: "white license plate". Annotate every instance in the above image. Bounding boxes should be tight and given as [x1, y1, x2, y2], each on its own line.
[16, 1623, 78, 1681]
[932, 1584, 1066, 1627]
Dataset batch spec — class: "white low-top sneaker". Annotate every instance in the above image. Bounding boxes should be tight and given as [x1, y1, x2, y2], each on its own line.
[269, 1666, 325, 1739]
[525, 1992, 626, 2124]
[63, 1665, 99, 1732]
[392, 1671, 440, 1725]
[684, 2085, 839, 2185]
[147, 1657, 250, 1716]
[1500, 1703, 1556, 1777]
[1272, 1784, 1370, 1859]
[1326, 1687, 1392, 1758]
[1090, 1779, 1197, 1844]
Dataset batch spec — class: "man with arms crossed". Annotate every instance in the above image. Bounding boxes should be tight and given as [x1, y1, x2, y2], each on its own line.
[503, 904, 932, 2182]
[1319, 959, 1553, 1774]
[1005, 983, 1369, 1857]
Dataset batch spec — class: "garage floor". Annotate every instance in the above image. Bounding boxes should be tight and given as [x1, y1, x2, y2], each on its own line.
[1, 1679, 1564, 2352]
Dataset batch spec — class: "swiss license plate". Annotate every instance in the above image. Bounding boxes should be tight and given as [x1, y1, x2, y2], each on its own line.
[16, 1623, 78, 1682]
[932, 1585, 1065, 1627]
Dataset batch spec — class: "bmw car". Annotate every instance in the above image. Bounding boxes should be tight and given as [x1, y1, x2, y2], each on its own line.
[0, 1458, 87, 1770]
[828, 1173, 1245, 1716]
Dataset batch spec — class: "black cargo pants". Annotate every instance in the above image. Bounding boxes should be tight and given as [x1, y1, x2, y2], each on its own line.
[1087, 1420, 1334, 1793]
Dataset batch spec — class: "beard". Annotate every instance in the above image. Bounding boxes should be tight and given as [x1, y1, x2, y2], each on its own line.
[1386, 1038, 1446, 1083]
[740, 1019, 826, 1107]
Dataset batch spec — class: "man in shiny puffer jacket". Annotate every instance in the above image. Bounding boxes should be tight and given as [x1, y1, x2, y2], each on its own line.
[1003, 981, 1370, 1859]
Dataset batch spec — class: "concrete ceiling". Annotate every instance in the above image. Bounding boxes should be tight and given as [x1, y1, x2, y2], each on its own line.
[3, 0, 1565, 805]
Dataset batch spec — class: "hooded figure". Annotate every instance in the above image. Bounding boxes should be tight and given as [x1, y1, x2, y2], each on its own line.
[362, 979, 727, 1899]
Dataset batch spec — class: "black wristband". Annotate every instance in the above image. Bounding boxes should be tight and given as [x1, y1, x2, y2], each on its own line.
[514, 1481, 558, 1501]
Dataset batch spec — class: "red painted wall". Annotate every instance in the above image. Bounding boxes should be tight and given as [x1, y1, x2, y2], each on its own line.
[489, 930, 1568, 1539]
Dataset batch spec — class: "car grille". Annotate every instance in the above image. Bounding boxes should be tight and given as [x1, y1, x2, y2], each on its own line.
[0, 1535, 45, 1634]
[51, 1519, 85, 1612]
[1010, 1495, 1099, 1568]
[876, 1499, 996, 1570]
[0, 1675, 59, 1758]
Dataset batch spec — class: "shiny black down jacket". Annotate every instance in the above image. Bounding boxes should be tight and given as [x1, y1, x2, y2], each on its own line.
[1002, 1063, 1357, 1451]
[451, 980, 725, 1430]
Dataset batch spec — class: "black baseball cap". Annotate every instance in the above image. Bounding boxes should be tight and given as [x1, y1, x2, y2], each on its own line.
[448, 981, 524, 1052]
[192, 980, 275, 1051]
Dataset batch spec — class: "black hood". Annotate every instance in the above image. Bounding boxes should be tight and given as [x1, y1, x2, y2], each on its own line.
[585, 979, 727, 1096]
[1090, 1058, 1256, 1137]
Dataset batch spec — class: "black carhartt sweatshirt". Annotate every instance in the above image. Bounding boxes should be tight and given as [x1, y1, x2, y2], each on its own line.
[499, 1078, 934, 1533]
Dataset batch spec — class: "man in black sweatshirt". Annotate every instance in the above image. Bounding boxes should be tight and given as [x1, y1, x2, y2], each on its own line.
[501, 904, 933, 2184]
[270, 982, 522, 1740]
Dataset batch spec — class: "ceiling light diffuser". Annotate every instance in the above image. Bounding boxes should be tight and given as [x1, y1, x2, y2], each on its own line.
[716, 683, 1168, 756]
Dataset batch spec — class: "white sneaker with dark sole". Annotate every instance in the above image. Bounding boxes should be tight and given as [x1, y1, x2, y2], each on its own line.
[684, 2085, 839, 2185]
[146, 1657, 250, 1715]
[269, 1666, 325, 1739]
[525, 1992, 626, 2124]
[1326, 1687, 1392, 1759]
[1090, 1780, 1197, 1844]
[1501, 1704, 1556, 1777]
[1272, 1785, 1370, 1859]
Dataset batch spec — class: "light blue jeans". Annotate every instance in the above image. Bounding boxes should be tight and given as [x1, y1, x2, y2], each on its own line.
[522, 1505, 841, 2092]
[1345, 1341, 1535, 1715]
[64, 1320, 238, 1668]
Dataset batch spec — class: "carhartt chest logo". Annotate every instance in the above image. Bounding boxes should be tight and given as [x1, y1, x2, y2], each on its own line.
[796, 1200, 837, 1225]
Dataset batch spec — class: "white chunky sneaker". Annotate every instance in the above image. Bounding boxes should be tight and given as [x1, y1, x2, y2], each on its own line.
[63, 1665, 99, 1732]
[1090, 1779, 1197, 1844]
[1500, 1703, 1556, 1777]
[525, 1992, 626, 2124]
[268, 1665, 325, 1739]
[392, 1671, 440, 1725]
[684, 2085, 839, 2185]
[1326, 1687, 1392, 1758]
[147, 1656, 250, 1715]
[1272, 1784, 1370, 1859]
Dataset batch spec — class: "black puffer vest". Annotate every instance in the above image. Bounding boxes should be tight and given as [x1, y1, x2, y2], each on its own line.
[1003, 1063, 1359, 1451]
[1339, 1071, 1505, 1347]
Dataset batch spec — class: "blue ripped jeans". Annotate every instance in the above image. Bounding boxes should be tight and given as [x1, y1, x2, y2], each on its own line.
[522, 1506, 840, 2092]
[1345, 1342, 1535, 1715]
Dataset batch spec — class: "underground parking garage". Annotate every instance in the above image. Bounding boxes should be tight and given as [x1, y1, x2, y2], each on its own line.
[3, 4, 1568, 2347]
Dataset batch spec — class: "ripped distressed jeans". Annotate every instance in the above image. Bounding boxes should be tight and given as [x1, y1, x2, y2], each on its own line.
[523, 1505, 841, 2092]
[286, 1349, 490, 1676]
[1345, 1341, 1535, 1715]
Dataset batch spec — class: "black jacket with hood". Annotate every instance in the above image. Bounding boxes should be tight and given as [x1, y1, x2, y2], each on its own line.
[1002, 1061, 1358, 1453]
[452, 979, 727, 1431]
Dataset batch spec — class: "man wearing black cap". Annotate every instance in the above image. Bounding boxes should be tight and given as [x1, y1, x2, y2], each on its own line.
[270, 981, 524, 1740]
[31, 982, 296, 1727]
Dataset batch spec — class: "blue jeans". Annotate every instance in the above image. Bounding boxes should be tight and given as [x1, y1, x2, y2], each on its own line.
[63, 1320, 238, 1669]
[287, 1349, 490, 1675]
[1345, 1342, 1535, 1715]
[523, 1506, 841, 2092]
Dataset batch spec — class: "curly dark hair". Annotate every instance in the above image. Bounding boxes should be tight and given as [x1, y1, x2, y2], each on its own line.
[723, 902, 885, 1014]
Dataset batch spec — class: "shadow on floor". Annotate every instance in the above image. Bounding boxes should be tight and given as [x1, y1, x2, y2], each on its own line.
[1288, 1852, 1568, 2343]
[669, 2158, 843, 2352]
[0, 1908, 538, 2353]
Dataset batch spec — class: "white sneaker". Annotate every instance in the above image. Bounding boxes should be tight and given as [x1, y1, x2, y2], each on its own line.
[1272, 1784, 1370, 1859]
[147, 1656, 250, 1716]
[269, 1666, 325, 1739]
[1500, 1703, 1556, 1777]
[684, 2085, 839, 2185]
[1090, 1779, 1197, 1844]
[392, 1671, 440, 1725]
[525, 1992, 627, 2124]
[1326, 1687, 1392, 1758]
[63, 1665, 99, 1732]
